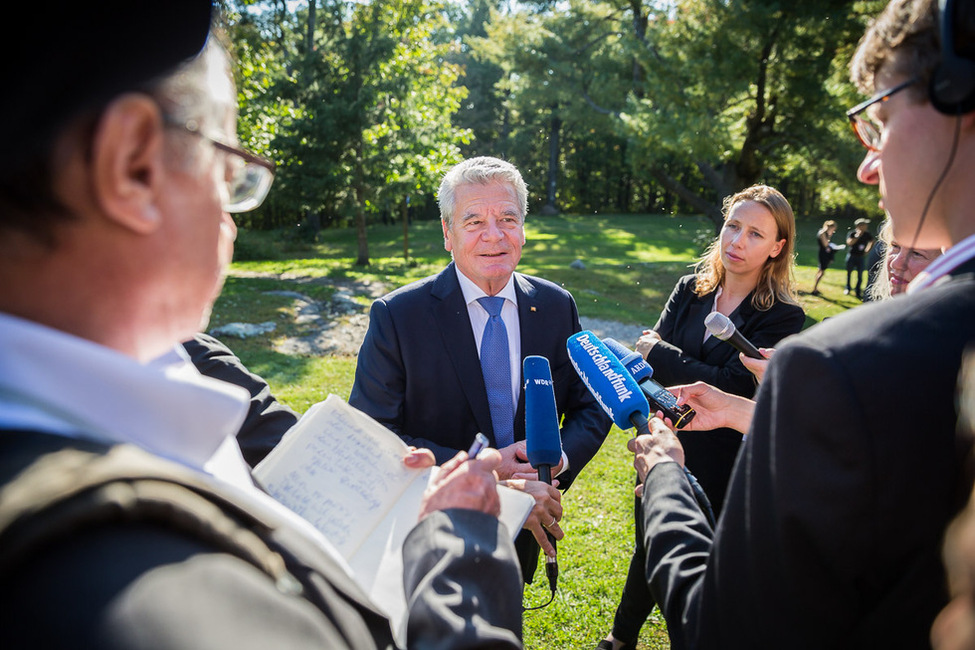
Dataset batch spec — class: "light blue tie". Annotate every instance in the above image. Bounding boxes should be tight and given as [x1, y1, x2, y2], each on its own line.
[477, 296, 514, 448]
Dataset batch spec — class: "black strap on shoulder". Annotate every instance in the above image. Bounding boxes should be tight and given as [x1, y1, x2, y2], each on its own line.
[0, 431, 302, 596]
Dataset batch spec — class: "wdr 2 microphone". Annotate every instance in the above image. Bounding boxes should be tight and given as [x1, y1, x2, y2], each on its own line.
[524, 355, 562, 593]
[602, 338, 696, 429]
[704, 311, 764, 360]
[566, 331, 651, 435]
[525, 356, 563, 482]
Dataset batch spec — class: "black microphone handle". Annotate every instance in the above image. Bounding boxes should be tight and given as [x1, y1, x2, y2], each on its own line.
[534, 462, 559, 593]
[727, 330, 764, 360]
[538, 464, 553, 485]
[537, 464, 558, 549]
[628, 411, 653, 437]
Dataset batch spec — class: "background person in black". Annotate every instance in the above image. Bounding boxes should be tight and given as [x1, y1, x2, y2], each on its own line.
[810, 219, 841, 295]
[598, 184, 805, 650]
[845, 217, 876, 298]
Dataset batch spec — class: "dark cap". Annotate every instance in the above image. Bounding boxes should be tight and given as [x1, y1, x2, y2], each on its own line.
[2, 1, 212, 166]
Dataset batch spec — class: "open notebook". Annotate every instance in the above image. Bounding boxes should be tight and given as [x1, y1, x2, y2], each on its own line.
[253, 394, 534, 641]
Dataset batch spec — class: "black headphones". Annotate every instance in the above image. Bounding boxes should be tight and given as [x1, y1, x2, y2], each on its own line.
[930, 0, 975, 114]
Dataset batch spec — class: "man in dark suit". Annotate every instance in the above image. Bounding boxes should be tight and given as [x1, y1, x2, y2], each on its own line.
[0, 5, 523, 648]
[184, 333, 300, 467]
[625, 0, 975, 648]
[350, 156, 612, 576]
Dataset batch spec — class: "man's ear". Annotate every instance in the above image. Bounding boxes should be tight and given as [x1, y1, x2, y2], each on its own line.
[89, 94, 167, 234]
[442, 219, 453, 252]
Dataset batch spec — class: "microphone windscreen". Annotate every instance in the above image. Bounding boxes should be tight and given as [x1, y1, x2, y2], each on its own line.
[704, 311, 735, 341]
[524, 356, 563, 468]
[567, 331, 649, 430]
[602, 337, 653, 382]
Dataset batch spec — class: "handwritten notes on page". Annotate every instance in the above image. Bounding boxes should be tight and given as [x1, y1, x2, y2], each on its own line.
[254, 395, 423, 559]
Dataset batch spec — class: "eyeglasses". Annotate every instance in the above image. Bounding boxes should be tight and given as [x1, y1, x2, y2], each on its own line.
[164, 117, 275, 213]
[846, 77, 918, 151]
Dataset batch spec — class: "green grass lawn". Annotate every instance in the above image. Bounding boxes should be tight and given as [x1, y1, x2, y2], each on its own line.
[214, 212, 854, 649]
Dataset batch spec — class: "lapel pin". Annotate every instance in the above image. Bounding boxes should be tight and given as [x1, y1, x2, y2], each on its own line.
[530, 306, 537, 312]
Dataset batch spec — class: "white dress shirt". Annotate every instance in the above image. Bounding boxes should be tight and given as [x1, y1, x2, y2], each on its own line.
[0, 312, 352, 575]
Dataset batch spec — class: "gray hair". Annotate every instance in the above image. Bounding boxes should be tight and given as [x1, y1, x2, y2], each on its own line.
[152, 39, 236, 158]
[437, 157, 528, 226]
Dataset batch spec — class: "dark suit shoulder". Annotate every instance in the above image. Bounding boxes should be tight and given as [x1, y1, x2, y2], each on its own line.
[787, 273, 975, 360]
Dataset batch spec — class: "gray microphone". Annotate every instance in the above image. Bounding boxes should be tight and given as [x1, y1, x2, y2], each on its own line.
[704, 312, 764, 360]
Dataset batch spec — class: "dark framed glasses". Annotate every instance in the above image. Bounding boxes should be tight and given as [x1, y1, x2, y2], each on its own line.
[165, 117, 275, 213]
[846, 77, 918, 151]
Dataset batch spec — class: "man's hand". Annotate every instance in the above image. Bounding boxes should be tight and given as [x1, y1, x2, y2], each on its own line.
[495, 440, 535, 480]
[669, 381, 755, 434]
[500, 478, 563, 557]
[635, 329, 662, 359]
[628, 417, 684, 498]
[418, 448, 503, 520]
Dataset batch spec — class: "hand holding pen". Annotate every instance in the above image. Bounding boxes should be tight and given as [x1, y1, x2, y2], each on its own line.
[417, 433, 502, 520]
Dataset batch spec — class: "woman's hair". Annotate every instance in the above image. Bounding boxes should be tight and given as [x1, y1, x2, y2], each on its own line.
[693, 184, 799, 311]
[820, 220, 837, 234]
[867, 220, 895, 301]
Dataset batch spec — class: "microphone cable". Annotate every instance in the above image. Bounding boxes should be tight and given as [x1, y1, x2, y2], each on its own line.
[907, 111, 961, 252]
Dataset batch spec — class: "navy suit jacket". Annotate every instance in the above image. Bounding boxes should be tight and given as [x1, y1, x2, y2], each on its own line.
[640, 258, 975, 649]
[349, 262, 611, 490]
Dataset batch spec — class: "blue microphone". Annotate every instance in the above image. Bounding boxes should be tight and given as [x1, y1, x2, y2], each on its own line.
[601, 337, 653, 383]
[524, 355, 563, 484]
[566, 331, 652, 435]
[602, 338, 696, 429]
[524, 355, 562, 593]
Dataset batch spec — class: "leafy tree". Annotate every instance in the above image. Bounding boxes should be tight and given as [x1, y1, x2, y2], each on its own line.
[609, 0, 870, 226]
[473, 0, 878, 227]
[225, 0, 469, 264]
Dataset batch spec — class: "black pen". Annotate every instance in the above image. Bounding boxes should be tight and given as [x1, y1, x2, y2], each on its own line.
[467, 432, 489, 459]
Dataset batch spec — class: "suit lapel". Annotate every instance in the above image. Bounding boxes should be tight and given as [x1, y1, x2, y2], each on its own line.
[431, 263, 496, 439]
[689, 291, 715, 358]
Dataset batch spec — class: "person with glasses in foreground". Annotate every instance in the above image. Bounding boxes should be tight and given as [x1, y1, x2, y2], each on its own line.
[627, 0, 975, 647]
[0, 3, 523, 648]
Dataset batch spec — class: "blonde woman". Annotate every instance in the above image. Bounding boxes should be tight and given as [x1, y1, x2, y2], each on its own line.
[600, 185, 806, 650]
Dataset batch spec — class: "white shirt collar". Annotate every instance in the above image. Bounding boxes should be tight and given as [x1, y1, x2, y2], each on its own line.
[0, 312, 249, 476]
[454, 266, 518, 307]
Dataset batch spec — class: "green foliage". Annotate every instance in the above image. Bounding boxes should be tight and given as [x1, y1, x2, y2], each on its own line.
[220, 1, 888, 235]
[224, 0, 470, 244]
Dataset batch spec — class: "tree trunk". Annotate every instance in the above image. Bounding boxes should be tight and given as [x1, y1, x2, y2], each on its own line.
[541, 108, 561, 215]
[305, 0, 316, 53]
[649, 167, 723, 231]
[402, 198, 410, 263]
[354, 138, 370, 266]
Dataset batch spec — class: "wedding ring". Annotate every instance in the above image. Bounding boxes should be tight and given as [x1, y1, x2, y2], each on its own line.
[544, 518, 556, 528]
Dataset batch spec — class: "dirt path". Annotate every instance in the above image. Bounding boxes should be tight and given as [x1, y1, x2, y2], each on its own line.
[215, 271, 647, 356]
